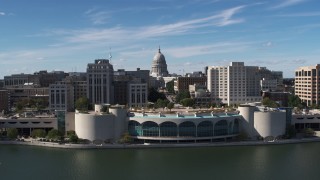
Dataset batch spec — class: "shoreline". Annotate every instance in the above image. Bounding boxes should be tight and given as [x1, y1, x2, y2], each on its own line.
[1, 138, 320, 149]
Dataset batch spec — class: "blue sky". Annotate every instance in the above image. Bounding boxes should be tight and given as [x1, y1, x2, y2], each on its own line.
[1, 0, 320, 78]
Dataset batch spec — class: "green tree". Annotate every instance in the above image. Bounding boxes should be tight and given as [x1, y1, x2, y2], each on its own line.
[47, 129, 63, 140]
[262, 97, 279, 108]
[180, 98, 195, 107]
[75, 96, 89, 111]
[119, 132, 132, 144]
[236, 132, 248, 141]
[69, 134, 79, 143]
[288, 95, 303, 108]
[7, 128, 18, 139]
[66, 130, 78, 143]
[167, 102, 174, 111]
[148, 87, 166, 103]
[175, 90, 190, 103]
[31, 129, 47, 138]
[66, 130, 76, 136]
[285, 125, 296, 139]
[155, 99, 169, 110]
[15, 101, 24, 112]
[303, 128, 315, 137]
[166, 80, 175, 93]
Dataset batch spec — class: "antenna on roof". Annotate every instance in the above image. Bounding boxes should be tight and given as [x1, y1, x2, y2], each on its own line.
[109, 47, 112, 64]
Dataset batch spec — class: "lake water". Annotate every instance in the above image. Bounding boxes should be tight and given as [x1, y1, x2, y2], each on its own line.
[1, 143, 320, 180]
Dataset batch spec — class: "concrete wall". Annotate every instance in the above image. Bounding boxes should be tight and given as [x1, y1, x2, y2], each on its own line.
[75, 113, 114, 141]
[238, 105, 257, 138]
[110, 106, 128, 140]
[66, 112, 75, 131]
[254, 111, 286, 138]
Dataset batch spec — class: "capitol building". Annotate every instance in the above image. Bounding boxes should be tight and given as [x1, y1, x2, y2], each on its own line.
[150, 47, 169, 77]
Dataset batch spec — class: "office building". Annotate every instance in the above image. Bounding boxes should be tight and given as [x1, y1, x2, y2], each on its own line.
[87, 59, 114, 105]
[207, 62, 262, 106]
[113, 68, 149, 107]
[174, 76, 207, 93]
[0, 90, 9, 113]
[295, 64, 320, 106]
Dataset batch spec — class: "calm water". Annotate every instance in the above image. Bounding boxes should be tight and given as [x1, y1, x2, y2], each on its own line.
[1, 143, 320, 180]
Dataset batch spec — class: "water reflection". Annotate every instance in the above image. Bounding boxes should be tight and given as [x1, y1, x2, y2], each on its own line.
[1, 143, 320, 180]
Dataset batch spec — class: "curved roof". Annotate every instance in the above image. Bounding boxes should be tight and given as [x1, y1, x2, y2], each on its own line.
[152, 48, 166, 64]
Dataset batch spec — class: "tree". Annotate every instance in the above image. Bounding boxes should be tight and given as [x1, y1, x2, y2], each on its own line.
[155, 99, 169, 110]
[7, 128, 18, 139]
[175, 90, 190, 103]
[31, 129, 47, 138]
[148, 87, 166, 103]
[75, 96, 89, 111]
[66, 130, 76, 136]
[180, 98, 195, 107]
[303, 128, 315, 137]
[166, 80, 175, 93]
[288, 95, 303, 108]
[66, 130, 78, 143]
[285, 125, 296, 139]
[262, 97, 279, 108]
[167, 102, 174, 111]
[47, 129, 63, 140]
[119, 132, 132, 144]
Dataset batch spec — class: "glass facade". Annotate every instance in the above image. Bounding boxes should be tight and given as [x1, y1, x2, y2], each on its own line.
[233, 119, 240, 134]
[214, 120, 228, 136]
[179, 121, 196, 137]
[142, 121, 159, 137]
[128, 118, 239, 139]
[197, 121, 213, 137]
[128, 120, 142, 136]
[56, 110, 65, 134]
[160, 122, 178, 137]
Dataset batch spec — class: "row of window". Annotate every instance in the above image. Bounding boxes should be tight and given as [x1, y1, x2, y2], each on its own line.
[128, 120, 240, 137]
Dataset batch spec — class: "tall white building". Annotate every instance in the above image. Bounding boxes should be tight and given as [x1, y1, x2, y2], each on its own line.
[87, 59, 114, 105]
[207, 62, 262, 106]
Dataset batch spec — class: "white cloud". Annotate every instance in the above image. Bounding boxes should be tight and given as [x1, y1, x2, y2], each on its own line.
[0, 12, 5, 16]
[276, 12, 320, 17]
[272, 0, 306, 9]
[85, 8, 110, 25]
[61, 5, 246, 45]
[166, 42, 250, 58]
[215, 6, 245, 26]
[262, 41, 273, 47]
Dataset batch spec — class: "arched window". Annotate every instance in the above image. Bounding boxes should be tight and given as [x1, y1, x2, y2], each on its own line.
[142, 121, 159, 137]
[128, 120, 142, 136]
[233, 118, 240, 134]
[179, 121, 196, 137]
[197, 121, 213, 137]
[214, 120, 228, 136]
[160, 121, 178, 137]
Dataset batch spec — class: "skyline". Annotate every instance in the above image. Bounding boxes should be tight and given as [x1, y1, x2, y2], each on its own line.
[1, 0, 320, 78]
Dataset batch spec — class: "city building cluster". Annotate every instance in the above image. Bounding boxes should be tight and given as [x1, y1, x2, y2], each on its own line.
[0, 47, 319, 144]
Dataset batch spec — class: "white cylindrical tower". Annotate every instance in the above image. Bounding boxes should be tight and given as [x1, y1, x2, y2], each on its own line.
[75, 113, 114, 142]
[109, 105, 128, 140]
[238, 105, 257, 138]
[254, 111, 286, 138]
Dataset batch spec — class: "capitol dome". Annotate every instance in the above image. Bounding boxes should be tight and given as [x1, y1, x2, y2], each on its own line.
[151, 47, 169, 77]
